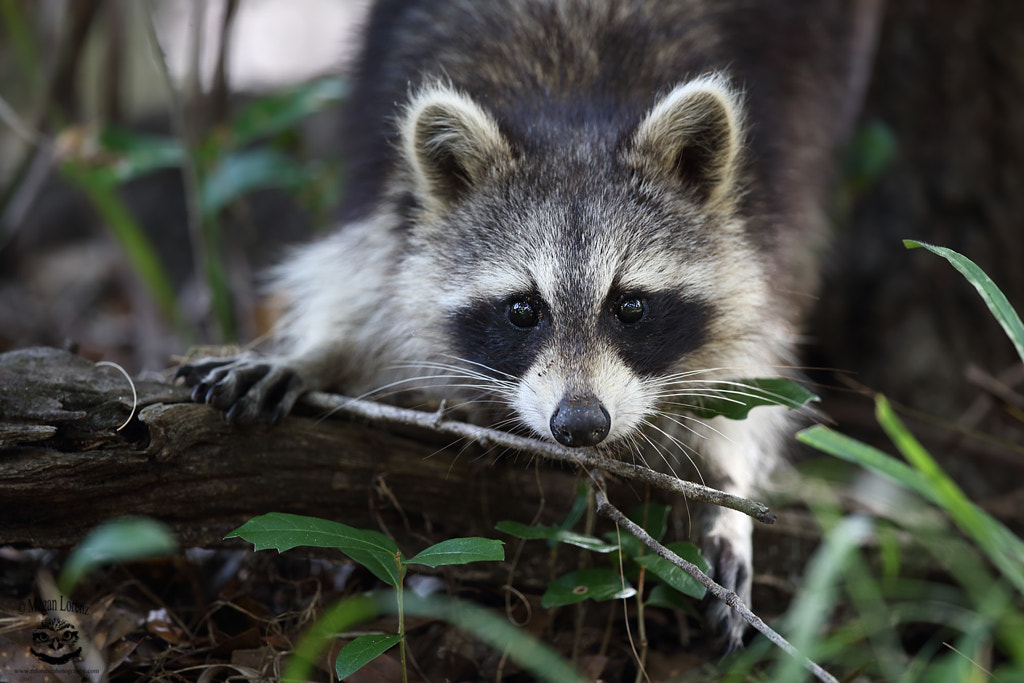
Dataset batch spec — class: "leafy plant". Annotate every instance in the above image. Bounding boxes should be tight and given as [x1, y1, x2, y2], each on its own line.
[727, 242, 1024, 681]
[226, 375, 817, 678]
[498, 500, 709, 609]
[59, 516, 177, 595]
[59, 77, 345, 342]
[227, 512, 508, 682]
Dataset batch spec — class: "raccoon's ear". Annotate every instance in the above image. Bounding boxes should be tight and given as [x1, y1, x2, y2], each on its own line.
[627, 74, 744, 209]
[401, 84, 514, 212]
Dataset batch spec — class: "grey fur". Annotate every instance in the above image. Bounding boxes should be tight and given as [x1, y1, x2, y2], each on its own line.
[179, 0, 873, 651]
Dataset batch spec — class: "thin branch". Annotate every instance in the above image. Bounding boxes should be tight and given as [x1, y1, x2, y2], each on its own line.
[589, 471, 838, 683]
[0, 0, 99, 243]
[211, 0, 240, 124]
[302, 391, 776, 524]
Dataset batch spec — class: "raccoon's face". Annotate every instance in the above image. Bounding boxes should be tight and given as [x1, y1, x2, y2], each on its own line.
[399, 77, 768, 448]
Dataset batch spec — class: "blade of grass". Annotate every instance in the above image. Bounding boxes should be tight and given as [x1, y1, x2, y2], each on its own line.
[904, 240, 1024, 364]
[284, 591, 589, 683]
[60, 161, 188, 338]
[873, 396, 1024, 593]
[772, 515, 873, 683]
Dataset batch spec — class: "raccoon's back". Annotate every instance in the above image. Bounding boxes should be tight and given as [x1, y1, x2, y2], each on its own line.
[340, 0, 871, 306]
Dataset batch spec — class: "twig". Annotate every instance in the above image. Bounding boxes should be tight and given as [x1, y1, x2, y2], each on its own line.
[0, 0, 98, 243]
[589, 471, 839, 683]
[143, 3, 204, 236]
[301, 391, 776, 524]
[144, 0, 235, 342]
[966, 364, 1024, 411]
[211, 0, 240, 124]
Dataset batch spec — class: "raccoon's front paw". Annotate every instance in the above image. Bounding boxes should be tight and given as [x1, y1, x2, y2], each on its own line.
[175, 355, 305, 425]
[702, 534, 753, 654]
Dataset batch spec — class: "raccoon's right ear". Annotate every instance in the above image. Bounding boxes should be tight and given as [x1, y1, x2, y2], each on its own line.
[626, 74, 744, 210]
[401, 83, 515, 212]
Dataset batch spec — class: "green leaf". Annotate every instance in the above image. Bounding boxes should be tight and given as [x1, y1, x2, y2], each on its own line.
[645, 583, 690, 610]
[496, 521, 618, 553]
[904, 240, 1024, 365]
[99, 127, 184, 183]
[557, 480, 591, 532]
[687, 378, 819, 420]
[287, 592, 589, 683]
[798, 414, 1024, 595]
[201, 148, 313, 217]
[603, 506, 672, 560]
[541, 568, 636, 607]
[403, 594, 590, 683]
[334, 633, 402, 679]
[58, 517, 177, 594]
[772, 515, 874, 683]
[633, 542, 709, 600]
[873, 396, 1024, 594]
[406, 537, 504, 567]
[230, 77, 348, 147]
[60, 161, 187, 336]
[609, 529, 643, 561]
[627, 502, 670, 543]
[843, 121, 896, 193]
[282, 594, 383, 682]
[227, 513, 401, 587]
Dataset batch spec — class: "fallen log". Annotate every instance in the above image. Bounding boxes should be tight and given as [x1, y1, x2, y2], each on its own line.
[0, 346, 580, 548]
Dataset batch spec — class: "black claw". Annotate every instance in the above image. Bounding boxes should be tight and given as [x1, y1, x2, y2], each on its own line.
[268, 405, 286, 426]
[176, 357, 304, 425]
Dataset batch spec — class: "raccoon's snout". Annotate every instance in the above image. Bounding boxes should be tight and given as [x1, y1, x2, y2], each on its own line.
[550, 395, 611, 447]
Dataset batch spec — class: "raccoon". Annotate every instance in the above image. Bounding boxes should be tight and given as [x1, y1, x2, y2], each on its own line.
[178, 0, 872, 649]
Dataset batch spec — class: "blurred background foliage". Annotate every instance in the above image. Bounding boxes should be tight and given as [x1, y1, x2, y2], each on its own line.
[0, 0, 358, 368]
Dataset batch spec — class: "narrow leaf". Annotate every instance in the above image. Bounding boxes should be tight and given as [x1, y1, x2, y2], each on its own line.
[227, 513, 401, 587]
[290, 592, 591, 683]
[905, 240, 1024, 364]
[557, 480, 591, 532]
[772, 515, 874, 683]
[60, 162, 186, 334]
[99, 127, 184, 182]
[798, 420, 1024, 594]
[645, 583, 689, 610]
[402, 593, 590, 683]
[627, 502, 670, 543]
[231, 77, 348, 146]
[334, 633, 402, 679]
[688, 378, 818, 420]
[541, 568, 636, 607]
[496, 521, 618, 553]
[59, 517, 177, 594]
[874, 396, 1024, 593]
[201, 148, 312, 217]
[406, 537, 504, 567]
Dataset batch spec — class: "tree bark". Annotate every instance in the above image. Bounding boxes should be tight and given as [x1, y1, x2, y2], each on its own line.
[0, 347, 581, 549]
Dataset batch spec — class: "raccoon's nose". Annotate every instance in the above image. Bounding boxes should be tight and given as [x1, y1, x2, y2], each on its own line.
[550, 396, 611, 447]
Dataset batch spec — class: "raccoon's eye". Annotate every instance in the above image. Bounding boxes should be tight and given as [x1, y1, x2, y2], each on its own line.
[507, 298, 540, 328]
[615, 297, 647, 325]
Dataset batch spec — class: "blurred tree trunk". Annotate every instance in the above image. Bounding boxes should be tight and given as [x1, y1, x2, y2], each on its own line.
[811, 0, 1024, 499]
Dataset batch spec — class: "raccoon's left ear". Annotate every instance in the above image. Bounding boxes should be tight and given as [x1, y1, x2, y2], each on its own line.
[626, 74, 744, 210]
[401, 83, 515, 213]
